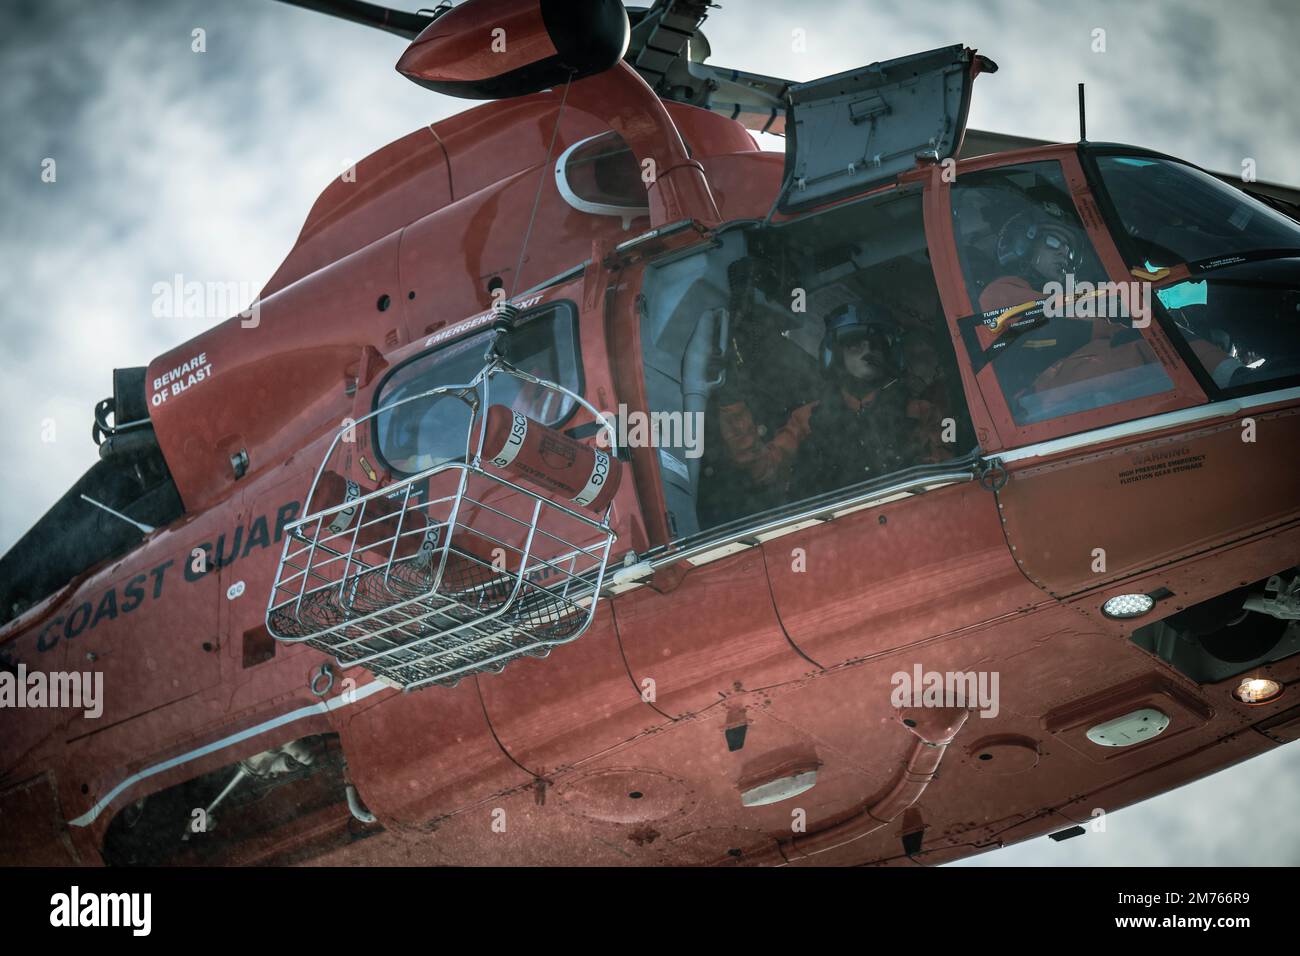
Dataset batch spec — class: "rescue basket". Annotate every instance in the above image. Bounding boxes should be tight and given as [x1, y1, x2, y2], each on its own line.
[264, 351, 619, 691]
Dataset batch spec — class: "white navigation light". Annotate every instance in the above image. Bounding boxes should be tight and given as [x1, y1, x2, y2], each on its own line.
[1233, 677, 1283, 705]
[1102, 593, 1156, 619]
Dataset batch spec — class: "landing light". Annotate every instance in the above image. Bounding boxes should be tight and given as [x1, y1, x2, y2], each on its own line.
[1102, 593, 1156, 619]
[1233, 677, 1283, 705]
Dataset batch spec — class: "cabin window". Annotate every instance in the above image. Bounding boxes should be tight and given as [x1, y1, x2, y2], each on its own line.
[951, 160, 1174, 425]
[1092, 154, 1300, 397]
[638, 187, 973, 539]
[372, 303, 581, 476]
[556, 132, 651, 225]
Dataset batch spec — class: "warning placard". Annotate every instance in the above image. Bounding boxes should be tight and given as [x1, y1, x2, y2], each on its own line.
[1117, 447, 1206, 486]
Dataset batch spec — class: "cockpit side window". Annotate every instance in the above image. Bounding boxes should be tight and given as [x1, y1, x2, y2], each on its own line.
[951, 160, 1175, 425]
[372, 304, 581, 477]
[951, 161, 1109, 312]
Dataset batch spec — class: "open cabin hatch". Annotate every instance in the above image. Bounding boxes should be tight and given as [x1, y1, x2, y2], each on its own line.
[776, 45, 993, 214]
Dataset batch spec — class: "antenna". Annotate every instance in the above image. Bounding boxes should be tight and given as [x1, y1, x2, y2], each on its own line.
[1078, 82, 1088, 144]
[80, 494, 156, 535]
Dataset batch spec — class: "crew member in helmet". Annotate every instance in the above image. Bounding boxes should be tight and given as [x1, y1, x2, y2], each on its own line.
[980, 203, 1085, 312]
[979, 197, 1243, 406]
[719, 303, 946, 499]
[974, 202, 1111, 407]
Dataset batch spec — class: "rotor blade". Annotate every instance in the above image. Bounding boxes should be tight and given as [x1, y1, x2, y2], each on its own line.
[684, 62, 792, 134]
[272, 0, 438, 39]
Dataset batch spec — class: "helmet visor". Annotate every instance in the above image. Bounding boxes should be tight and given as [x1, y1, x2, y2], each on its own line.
[1036, 224, 1080, 264]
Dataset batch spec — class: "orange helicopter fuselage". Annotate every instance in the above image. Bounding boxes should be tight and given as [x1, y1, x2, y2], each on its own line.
[2, 55, 1298, 868]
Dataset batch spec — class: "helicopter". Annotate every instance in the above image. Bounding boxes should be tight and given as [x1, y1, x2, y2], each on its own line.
[1, 0, 1299, 867]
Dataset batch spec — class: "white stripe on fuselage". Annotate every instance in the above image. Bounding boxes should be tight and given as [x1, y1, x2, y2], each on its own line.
[68, 679, 389, 827]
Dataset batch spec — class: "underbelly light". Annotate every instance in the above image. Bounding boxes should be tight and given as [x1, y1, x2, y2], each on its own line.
[1233, 677, 1284, 705]
[1102, 593, 1156, 619]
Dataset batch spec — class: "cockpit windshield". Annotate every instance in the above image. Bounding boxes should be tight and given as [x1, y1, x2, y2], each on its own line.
[1094, 156, 1300, 268]
[1095, 154, 1300, 395]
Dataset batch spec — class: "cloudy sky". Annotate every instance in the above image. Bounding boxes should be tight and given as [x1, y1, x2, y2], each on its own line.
[2, 0, 1297, 865]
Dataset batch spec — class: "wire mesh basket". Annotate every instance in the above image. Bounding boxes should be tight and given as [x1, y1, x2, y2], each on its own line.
[265, 348, 618, 691]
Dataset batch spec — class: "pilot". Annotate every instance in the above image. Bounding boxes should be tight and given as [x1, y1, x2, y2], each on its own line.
[979, 204, 1085, 313]
[719, 303, 946, 499]
[974, 203, 1125, 406]
[981, 200, 1243, 397]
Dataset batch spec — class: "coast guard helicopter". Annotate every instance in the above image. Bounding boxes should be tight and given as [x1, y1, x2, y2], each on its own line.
[2, 0, 1299, 866]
